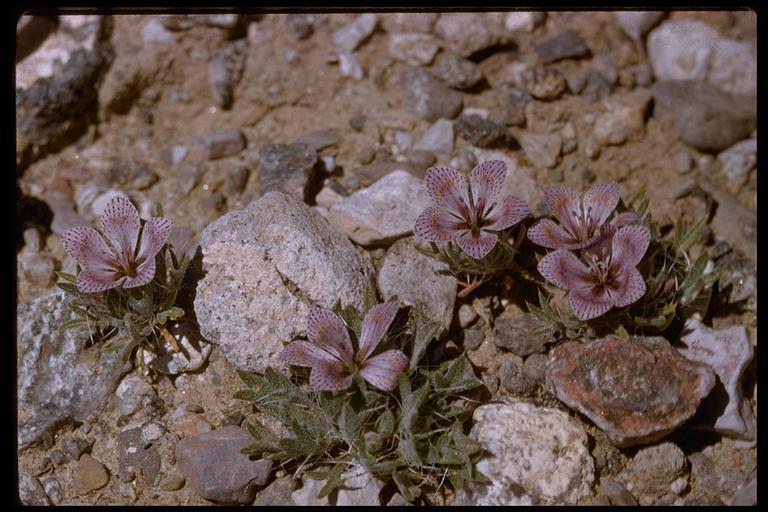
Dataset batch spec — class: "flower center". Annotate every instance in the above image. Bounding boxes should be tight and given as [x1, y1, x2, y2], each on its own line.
[585, 253, 613, 289]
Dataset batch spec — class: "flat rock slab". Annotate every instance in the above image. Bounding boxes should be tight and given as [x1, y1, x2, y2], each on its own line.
[546, 335, 716, 447]
[327, 170, 430, 246]
[73, 454, 110, 496]
[176, 426, 273, 504]
[678, 318, 755, 440]
[194, 191, 374, 372]
[464, 398, 594, 505]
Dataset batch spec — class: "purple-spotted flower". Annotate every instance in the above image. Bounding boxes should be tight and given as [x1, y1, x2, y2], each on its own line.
[279, 302, 409, 392]
[528, 181, 635, 250]
[61, 196, 173, 294]
[537, 225, 651, 320]
[413, 161, 530, 259]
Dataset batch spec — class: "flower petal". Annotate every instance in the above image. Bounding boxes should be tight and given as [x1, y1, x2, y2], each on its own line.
[357, 302, 400, 363]
[527, 218, 578, 249]
[612, 267, 647, 308]
[309, 360, 353, 391]
[122, 256, 156, 289]
[279, 340, 341, 367]
[470, 160, 506, 214]
[543, 185, 581, 236]
[136, 217, 174, 266]
[612, 211, 640, 227]
[100, 196, 141, 267]
[582, 181, 620, 230]
[307, 307, 354, 364]
[483, 194, 529, 232]
[76, 268, 126, 294]
[424, 167, 471, 221]
[455, 230, 497, 260]
[569, 287, 614, 320]
[413, 206, 463, 242]
[537, 249, 592, 291]
[611, 225, 651, 269]
[61, 226, 119, 271]
[359, 349, 409, 391]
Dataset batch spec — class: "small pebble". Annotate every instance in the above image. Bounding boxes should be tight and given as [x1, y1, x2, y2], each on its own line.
[222, 411, 246, 427]
[159, 472, 187, 492]
[82, 421, 92, 434]
[119, 466, 136, 484]
[49, 449, 68, 467]
[349, 114, 366, 131]
[583, 139, 601, 160]
[61, 437, 91, 460]
[670, 477, 688, 495]
[674, 151, 693, 174]
[463, 328, 485, 350]
[41, 476, 62, 505]
[458, 304, 478, 328]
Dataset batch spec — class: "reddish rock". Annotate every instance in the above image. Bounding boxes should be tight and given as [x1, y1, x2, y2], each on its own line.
[546, 335, 716, 447]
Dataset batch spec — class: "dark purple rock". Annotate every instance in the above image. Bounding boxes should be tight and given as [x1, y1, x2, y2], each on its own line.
[117, 427, 162, 487]
[546, 335, 716, 447]
[535, 29, 591, 64]
[176, 426, 273, 504]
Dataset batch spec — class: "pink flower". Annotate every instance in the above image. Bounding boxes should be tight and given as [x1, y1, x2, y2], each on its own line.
[61, 196, 173, 294]
[537, 225, 651, 320]
[413, 161, 530, 259]
[279, 302, 409, 392]
[528, 181, 626, 250]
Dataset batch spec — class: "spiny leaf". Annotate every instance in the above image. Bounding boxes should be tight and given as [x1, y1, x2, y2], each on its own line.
[316, 464, 348, 499]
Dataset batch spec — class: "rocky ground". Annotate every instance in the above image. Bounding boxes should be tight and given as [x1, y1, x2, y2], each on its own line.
[16, 11, 756, 506]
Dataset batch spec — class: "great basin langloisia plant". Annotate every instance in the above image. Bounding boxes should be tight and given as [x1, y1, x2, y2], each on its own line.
[526, 181, 720, 340]
[56, 195, 190, 363]
[235, 284, 486, 503]
[413, 160, 530, 297]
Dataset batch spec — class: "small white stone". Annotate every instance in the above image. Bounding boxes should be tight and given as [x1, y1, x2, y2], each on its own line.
[670, 476, 687, 495]
[458, 304, 478, 328]
[339, 52, 364, 80]
[141, 18, 175, 45]
[332, 13, 378, 52]
[505, 12, 543, 33]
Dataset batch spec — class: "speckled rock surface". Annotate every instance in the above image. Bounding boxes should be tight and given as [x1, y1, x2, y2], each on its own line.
[463, 398, 595, 504]
[546, 335, 716, 447]
[194, 191, 375, 372]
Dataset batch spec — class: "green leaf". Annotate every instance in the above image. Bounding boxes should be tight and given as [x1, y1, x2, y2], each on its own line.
[398, 432, 422, 466]
[316, 464, 348, 499]
[55, 271, 77, 283]
[399, 380, 429, 432]
[409, 305, 442, 370]
[615, 325, 630, 338]
[59, 318, 86, 332]
[676, 217, 707, 255]
[376, 409, 395, 438]
[236, 368, 264, 390]
[392, 468, 419, 502]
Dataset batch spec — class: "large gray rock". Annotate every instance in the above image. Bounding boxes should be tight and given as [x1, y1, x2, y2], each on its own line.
[460, 398, 594, 505]
[650, 80, 756, 153]
[377, 237, 456, 334]
[176, 426, 273, 504]
[194, 192, 375, 372]
[258, 143, 319, 203]
[435, 13, 507, 58]
[17, 290, 133, 449]
[327, 170, 430, 246]
[18, 472, 50, 505]
[647, 20, 756, 96]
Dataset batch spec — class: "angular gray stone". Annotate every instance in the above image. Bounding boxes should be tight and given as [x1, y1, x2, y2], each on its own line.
[730, 478, 756, 506]
[435, 13, 506, 58]
[18, 290, 133, 449]
[505, 12, 545, 33]
[400, 67, 463, 122]
[209, 40, 247, 110]
[285, 14, 313, 40]
[429, 52, 483, 91]
[206, 127, 245, 160]
[648, 20, 756, 96]
[176, 426, 273, 504]
[332, 13, 377, 52]
[650, 80, 756, 153]
[414, 118, 455, 155]
[73, 454, 110, 496]
[388, 33, 440, 66]
[19, 472, 50, 505]
[338, 51, 364, 80]
[535, 30, 590, 64]
[175, 161, 207, 196]
[115, 374, 155, 416]
[41, 476, 62, 505]
[521, 65, 567, 101]
[377, 237, 456, 334]
[466, 398, 594, 505]
[697, 177, 756, 262]
[252, 476, 294, 506]
[258, 143, 319, 202]
[327, 170, 430, 246]
[456, 114, 511, 149]
[520, 132, 561, 168]
[717, 138, 756, 186]
[194, 192, 374, 372]
[295, 129, 341, 151]
[600, 478, 638, 506]
[141, 18, 175, 45]
[678, 318, 755, 440]
[615, 11, 664, 40]
[380, 12, 439, 34]
[493, 314, 550, 356]
[593, 89, 652, 146]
